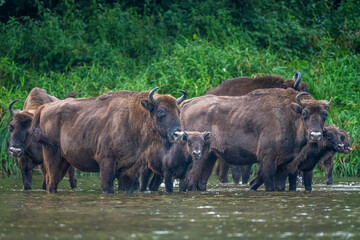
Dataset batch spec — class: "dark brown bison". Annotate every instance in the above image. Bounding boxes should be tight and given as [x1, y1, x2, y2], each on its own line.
[318, 128, 352, 185]
[284, 125, 351, 191]
[31, 87, 186, 193]
[8, 88, 77, 190]
[206, 71, 308, 96]
[181, 89, 332, 191]
[292, 126, 352, 188]
[140, 131, 212, 192]
[207, 71, 308, 184]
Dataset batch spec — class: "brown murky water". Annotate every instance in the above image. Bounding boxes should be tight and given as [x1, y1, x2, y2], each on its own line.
[0, 174, 359, 240]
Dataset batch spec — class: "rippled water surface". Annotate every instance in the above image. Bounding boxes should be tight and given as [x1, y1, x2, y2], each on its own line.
[1, 175, 360, 240]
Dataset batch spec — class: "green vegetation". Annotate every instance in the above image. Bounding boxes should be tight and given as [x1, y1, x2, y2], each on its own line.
[0, 0, 359, 176]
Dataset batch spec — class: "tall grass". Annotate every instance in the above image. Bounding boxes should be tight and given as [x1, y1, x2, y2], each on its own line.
[0, 0, 359, 176]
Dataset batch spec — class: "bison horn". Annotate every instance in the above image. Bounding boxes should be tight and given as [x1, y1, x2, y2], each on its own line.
[327, 97, 333, 106]
[292, 71, 302, 90]
[148, 87, 159, 104]
[295, 92, 309, 107]
[177, 90, 187, 104]
[8, 99, 19, 117]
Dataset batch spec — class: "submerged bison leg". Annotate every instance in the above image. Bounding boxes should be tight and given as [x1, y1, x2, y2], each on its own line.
[67, 166, 77, 189]
[288, 173, 297, 191]
[198, 153, 218, 191]
[99, 160, 115, 194]
[216, 158, 230, 183]
[274, 166, 288, 191]
[240, 164, 252, 185]
[231, 165, 241, 184]
[324, 156, 334, 185]
[303, 170, 313, 191]
[39, 164, 47, 190]
[149, 174, 163, 191]
[164, 171, 174, 193]
[262, 159, 276, 191]
[44, 148, 71, 193]
[18, 157, 32, 190]
[140, 167, 153, 192]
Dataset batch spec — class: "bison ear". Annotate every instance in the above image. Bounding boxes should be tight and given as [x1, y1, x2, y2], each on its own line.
[290, 103, 302, 114]
[182, 131, 188, 141]
[141, 99, 154, 112]
[203, 131, 212, 142]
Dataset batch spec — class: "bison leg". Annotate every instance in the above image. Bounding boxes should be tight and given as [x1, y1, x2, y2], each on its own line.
[216, 158, 230, 183]
[288, 173, 297, 191]
[149, 174, 163, 191]
[231, 165, 241, 184]
[198, 153, 218, 191]
[260, 159, 276, 191]
[274, 167, 288, 191]
[324, 156, 334, 185]
[249, 175, 263, 190]
[45, 156, 71, 193]
[18, 157, 33, 190]
[99, 161, 115, 194]
[39, 164, 47, 190]
[164, 171, 174, 193]
[67, 166, 77, 189]
[240, 164, 252, 185]
[179, 163, 192, 192]
[303, 170, 313, 191]
[140, 167, 153, 192]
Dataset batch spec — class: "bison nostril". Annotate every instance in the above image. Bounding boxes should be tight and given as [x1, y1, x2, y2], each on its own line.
[192, 150, 201, 158]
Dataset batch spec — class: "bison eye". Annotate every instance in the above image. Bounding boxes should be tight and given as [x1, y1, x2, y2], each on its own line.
[325, 133, 333, 139]
[301, 110, 308, 120]
[157, 109, 166, 118]
[9, 125, 14, 132]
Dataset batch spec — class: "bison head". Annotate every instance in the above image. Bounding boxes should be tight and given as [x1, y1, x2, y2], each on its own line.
[339, 128, 352, 154]
[323, 125, 347, 152]
[8, 100, 33, 158]
[141, 87, 186, 143]
[290, 92, 333, 143]
[183, 131, 212, 160]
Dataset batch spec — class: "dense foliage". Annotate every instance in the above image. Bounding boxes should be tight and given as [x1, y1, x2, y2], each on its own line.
[0, 0, 359, 176]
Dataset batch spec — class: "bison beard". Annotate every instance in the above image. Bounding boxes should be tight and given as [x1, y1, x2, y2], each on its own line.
[181, 88, 332, 191]
[30, 87, 186, 193]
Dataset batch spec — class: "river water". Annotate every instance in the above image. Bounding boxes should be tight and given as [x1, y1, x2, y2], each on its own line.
[0, 175, 359, 240]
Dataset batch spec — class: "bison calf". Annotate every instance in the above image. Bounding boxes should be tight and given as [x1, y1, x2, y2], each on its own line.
[141, 131, 212, 192]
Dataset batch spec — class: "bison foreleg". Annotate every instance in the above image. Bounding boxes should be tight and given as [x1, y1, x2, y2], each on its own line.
[67, 166, 77, 189]
[231, 165, 241, 184]
[216, 158, 230, 183]
[240, 164, 252, 185]
[149, 174, 163, 191]
[99, 161, 115, 194]
[303, 170, 313, 191]
[39, 164, 47, 190]
[18, 157, 32, 190]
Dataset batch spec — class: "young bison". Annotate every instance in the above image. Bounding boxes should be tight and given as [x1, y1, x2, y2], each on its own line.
[143, 131, 212, 192]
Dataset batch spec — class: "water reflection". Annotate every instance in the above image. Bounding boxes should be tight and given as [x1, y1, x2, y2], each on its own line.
[0, 175, 360, 239]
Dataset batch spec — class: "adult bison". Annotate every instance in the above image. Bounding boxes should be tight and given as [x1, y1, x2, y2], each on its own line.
[8, 88, 77, 190]
[206, 71, 308, 96]
[31, 87, 186, 193]
[207, 71, 309, 184]
[181, 89, 332, 191]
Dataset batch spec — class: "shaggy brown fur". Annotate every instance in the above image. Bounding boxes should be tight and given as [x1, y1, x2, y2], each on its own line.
[206, 73, 308, 185]
[8, 88, 77, 190]
[181, 88, 332, 191]
[30, 88, 185, 193]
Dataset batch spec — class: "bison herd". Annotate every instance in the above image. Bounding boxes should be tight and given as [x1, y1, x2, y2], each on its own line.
[7, 72, 352, 193]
